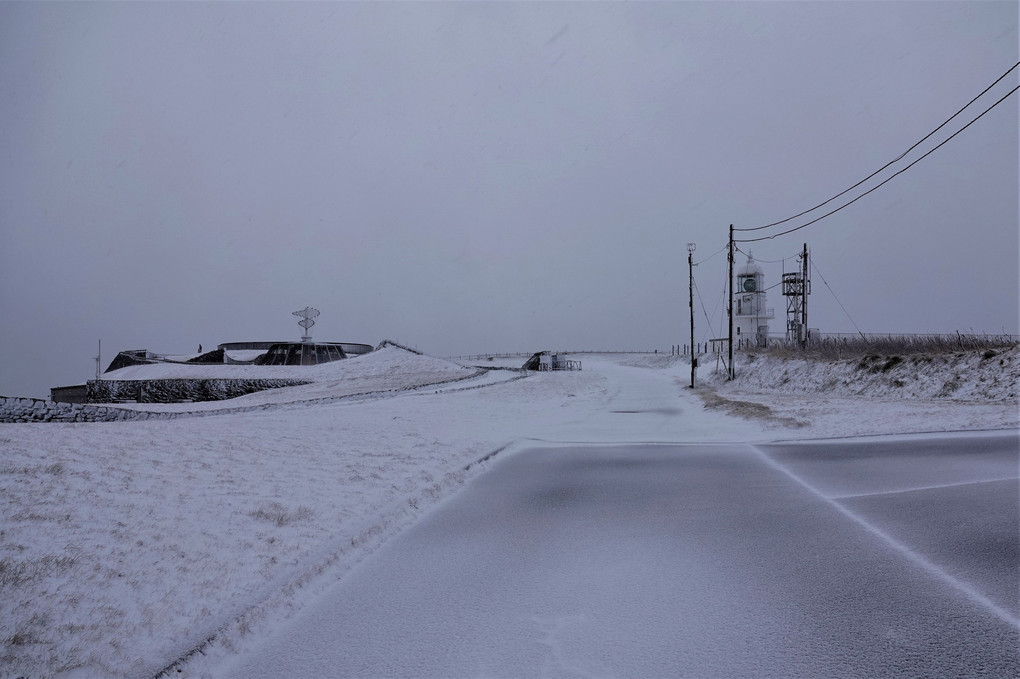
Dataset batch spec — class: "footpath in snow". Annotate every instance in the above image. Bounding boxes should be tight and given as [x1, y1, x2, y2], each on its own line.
[0, 346, 1016, 677]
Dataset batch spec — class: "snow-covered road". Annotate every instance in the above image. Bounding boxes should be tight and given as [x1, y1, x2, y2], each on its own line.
[214, 435, 1019, 678]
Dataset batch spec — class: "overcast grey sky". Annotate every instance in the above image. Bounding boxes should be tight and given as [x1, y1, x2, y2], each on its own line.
[1, 1, 1017, 397]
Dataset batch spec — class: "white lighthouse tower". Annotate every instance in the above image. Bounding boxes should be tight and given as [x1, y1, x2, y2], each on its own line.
[734, 253, 774, 348]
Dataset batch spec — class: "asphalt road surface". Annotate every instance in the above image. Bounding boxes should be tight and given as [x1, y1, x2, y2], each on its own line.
[222, 432, 1018, 678]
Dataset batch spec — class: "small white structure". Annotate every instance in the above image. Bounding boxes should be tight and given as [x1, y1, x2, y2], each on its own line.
[733, 254, 774, 348]
[522, 351, 582, 371]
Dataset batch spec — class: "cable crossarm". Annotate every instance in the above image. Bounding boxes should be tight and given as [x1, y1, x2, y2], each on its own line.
[733, 61, 1019, 234]
[735, 82, 1019, 244]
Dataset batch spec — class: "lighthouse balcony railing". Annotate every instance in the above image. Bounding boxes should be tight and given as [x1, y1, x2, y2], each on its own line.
[734, 307, 775, 319]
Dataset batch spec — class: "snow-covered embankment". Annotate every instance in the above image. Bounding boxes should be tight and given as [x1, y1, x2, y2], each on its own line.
[696, 345, 1019, 436]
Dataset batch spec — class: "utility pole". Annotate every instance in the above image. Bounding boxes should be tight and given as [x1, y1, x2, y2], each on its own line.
[687, 242, 696, 388]
[94, 339, 101, 381]
[801, 242, 809, 349]
[727, 225, 735, 380]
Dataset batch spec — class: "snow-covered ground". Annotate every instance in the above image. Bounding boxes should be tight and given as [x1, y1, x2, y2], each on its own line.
[0, 346, 1016, 678]
[108, 346, 482, 412]
[100, 344, 475, 387]
[697, 344, 1019, 437]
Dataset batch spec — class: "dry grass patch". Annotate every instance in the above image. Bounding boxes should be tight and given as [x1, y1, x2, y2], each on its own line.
[761, 334, 1017, 361]
[247, 502, 314, 527]
[696, 388, 807, 429]
[0, 554, 80, 589]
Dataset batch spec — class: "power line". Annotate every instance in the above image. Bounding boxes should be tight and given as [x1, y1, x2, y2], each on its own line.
[811, 257, 866, 338]
[692, 277, 719, 342]
[733, 244, 800, 264]
[735, 61, 1019, 234]
[700, 248, 733, 342]
[732, 244, 797, 290]
[736, 82, 1019, 243]
[694, 243, 728, 267]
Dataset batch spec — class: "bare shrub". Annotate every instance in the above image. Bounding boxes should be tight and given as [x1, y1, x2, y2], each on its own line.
[6, 628, 37, 646]
[247, 502, 314, 527]
[856, 355, 903, 373]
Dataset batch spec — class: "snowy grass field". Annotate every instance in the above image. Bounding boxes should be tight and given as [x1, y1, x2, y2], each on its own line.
[1, 346, 1017, 678]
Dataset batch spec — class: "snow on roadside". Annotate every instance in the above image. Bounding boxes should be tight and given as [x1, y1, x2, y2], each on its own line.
[0, 351, 610, 678]
[703, 344, 1020, 401]
[695, 345, 1019, 438]
[0, 346, 1016, 678]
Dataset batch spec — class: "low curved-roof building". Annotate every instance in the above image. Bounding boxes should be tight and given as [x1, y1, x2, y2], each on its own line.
[218, 341, 373, 364]
[253, 342, 351, 366]
[103, 341, 374, 373]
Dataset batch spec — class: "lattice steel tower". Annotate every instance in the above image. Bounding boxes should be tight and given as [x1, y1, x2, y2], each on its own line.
[783, 245, 810, 346]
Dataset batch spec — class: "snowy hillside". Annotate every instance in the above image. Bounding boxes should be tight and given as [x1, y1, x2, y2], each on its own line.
[0, 347, 1015, 678]
[692, 345, 1019, 438]
[705, 344, 1019, 401]
[108, 345, 481, 412]
[101, 344, 473, 386]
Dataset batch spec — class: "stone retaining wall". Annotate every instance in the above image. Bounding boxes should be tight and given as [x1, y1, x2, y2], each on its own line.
[2, 378, 309, 423]
[1, 367, 490, 424]
[87, 378, 310, 404]
[0, 397, 173, 423]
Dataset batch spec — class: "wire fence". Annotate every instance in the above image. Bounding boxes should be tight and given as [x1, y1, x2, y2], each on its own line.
[762, 332, 1019, 359]
[446, 349, 673, 362]
[448, 333, 1019, 362]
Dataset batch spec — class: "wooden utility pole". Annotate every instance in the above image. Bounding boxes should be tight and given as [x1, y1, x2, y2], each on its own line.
[727, 225, 735, 380]
[687, 243, 696, 388]
[801, 242, 809, 348]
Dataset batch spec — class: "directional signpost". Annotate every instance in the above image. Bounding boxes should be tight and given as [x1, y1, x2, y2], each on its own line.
[293, 306, 320, 342]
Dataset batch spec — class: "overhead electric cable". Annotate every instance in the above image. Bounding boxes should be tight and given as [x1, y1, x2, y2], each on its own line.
[734, 61, 1019, 233]
[703, 271, 730, 342]
[692, 278, 718, 342]
[733, 245, 800, 264]
[736, 83, 1019, 243]
[811, 258, 866, 338]
[695, 244, 728, 267]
